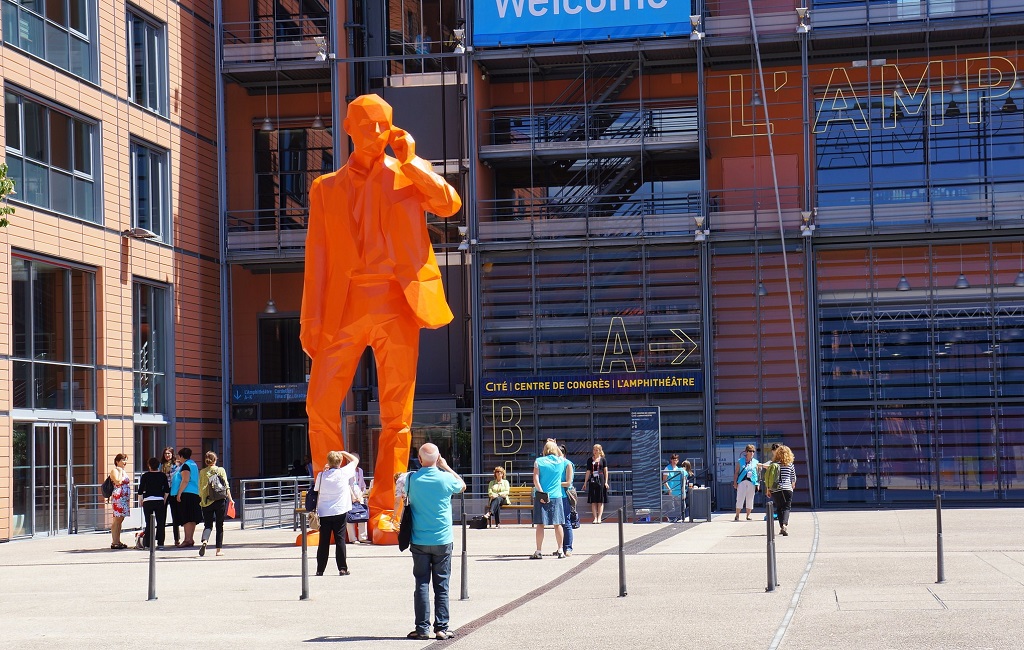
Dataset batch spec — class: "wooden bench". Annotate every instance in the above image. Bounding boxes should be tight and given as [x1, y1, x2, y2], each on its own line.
[504, 486, 534, 524]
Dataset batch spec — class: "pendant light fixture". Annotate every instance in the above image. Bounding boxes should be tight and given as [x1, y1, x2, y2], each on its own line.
[261, 85, 274, 132]
[264, 267, 278, 313]
[311, 84, 326, 131]
[954, 244, 970, 289]
[897, 247, 911, 291]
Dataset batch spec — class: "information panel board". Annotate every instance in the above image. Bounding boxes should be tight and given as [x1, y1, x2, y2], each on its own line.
[630, 406, 663, 511]
[473, 0, 690, 47]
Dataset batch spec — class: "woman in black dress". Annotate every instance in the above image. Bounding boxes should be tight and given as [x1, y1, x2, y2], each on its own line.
[582, 444, 609, 523]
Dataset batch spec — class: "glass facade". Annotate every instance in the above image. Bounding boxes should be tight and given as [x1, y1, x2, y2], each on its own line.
[818, 244, 1024, 504]
[216, 0, 1024, 508]
[11, 255, 96, 411]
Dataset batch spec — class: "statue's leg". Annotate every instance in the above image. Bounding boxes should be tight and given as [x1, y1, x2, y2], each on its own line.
[306, 331, 364, 475]
[366, 298, 420, 531]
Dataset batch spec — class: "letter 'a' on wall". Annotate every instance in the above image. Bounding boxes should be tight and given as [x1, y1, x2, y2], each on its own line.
[473, 0, 687, 47]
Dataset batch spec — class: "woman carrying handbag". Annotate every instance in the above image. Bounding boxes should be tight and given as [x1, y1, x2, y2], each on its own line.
[314, 450, 359, 575]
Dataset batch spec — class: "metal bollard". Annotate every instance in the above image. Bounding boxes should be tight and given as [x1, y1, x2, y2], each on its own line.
[298, 492, 309, 600]
[460, 492, 469, 600]
[618, 506, 627, 597]
[935, 494, 945, 584]
[147, 511, 157, 601]
[765, 501, 778, 592]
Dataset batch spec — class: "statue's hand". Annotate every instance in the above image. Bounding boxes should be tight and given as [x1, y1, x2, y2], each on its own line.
[388, 127, 416, 164]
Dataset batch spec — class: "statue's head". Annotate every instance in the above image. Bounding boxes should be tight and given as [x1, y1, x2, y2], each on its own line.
[344, 95, 393, 154]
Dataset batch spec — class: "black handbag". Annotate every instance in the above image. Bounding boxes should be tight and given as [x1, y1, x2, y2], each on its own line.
[305, 488, 318, 512]
[398, 475, 413, 551]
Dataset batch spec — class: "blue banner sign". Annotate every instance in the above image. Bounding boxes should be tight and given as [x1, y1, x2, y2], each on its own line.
[231, 383, 308, 404]
[481, 371, 701, 397]
[473, 0, 689, 46]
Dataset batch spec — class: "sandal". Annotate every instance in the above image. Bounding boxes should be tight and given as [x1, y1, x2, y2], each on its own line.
[407, 631, 431, 640]
[530, 551, 543, 560]
[111, 543, 127, 549]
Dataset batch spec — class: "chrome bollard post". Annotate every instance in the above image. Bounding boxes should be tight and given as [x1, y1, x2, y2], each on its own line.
[618, 506, 627, 597]
[147, 511, 157, 601]
[765, 501, 778, 592]
[460, 492, 469, 600]
[935, 494, 945, 584]
[298, 491, 310, 600]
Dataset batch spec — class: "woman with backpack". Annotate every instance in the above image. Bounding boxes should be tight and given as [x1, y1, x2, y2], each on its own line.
[198, 451, 233, 556]
[106, 453, 131, 549]
[765, 445, 797, 536]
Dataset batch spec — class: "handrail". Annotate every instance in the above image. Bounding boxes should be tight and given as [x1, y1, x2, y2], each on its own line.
[482, 101, 698, 147]
[480, 191, 702, 224]
[221, 17, 329, 46]
[71, 483, 107, 534]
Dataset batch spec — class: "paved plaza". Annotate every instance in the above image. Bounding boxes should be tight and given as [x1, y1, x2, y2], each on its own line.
[1, 507, 1022, 649]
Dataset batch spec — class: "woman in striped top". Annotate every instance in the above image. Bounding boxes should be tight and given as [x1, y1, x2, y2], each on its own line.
[768, 445, 797, 536]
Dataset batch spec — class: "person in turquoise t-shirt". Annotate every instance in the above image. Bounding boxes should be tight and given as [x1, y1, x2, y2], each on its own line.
[530, 440, 570, 559]
[402, 443, 465, 641]
[734, 444, 759, 521]
[662, 454, 687, 522]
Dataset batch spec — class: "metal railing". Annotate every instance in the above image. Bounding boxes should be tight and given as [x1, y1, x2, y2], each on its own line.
[71, 482, 108, 534]
[238, 470, 635, 529]
[482, 102, 698, 148]
[222, 17, 329, 66]
[226, 208, 309, 258]
[238, 476, 315, 530]
[452, 470, 634, 524]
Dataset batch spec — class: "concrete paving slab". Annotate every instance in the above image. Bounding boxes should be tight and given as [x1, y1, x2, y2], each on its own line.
[1, 507, 1022, 649]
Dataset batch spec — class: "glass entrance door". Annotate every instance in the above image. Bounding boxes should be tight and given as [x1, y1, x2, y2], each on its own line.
[12, 422, 73, 536]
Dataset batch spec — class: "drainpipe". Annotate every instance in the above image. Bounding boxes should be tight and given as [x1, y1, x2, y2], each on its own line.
[214, 0, 232, 474]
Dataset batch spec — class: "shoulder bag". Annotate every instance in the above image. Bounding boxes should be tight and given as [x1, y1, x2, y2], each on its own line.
[397, 473, 414, 552]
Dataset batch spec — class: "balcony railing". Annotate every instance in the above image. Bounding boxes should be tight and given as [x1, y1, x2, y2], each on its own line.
[222, 17, 329, 66]
[226, 208, 308, 260]
[481, 101, 699, 154]
[478, 192, 702, 241]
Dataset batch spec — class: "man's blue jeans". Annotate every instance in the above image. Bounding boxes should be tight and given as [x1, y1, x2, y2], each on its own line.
[561, 496, 573, 552]
[411, 543, 453, 634]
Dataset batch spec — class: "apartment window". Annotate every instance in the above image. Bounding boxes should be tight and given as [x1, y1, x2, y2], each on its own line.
[131, 141, 170, 241]
[11, 254, 96, 411]
[255, 127, 333, 230]
[2, 0, 96, 81]
[4, 90, 98, 223]
[133, 282, 169, 414]
[127, 9, 168, 115]
[134, 424, 170, 468]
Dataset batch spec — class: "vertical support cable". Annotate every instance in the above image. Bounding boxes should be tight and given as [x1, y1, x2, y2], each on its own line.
[746, 0, 813, 507]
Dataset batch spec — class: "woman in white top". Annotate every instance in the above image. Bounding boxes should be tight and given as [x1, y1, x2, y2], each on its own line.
[314, 450, 359, 576]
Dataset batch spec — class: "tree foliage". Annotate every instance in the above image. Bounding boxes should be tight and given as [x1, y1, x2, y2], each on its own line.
[0, 163, 15, 227]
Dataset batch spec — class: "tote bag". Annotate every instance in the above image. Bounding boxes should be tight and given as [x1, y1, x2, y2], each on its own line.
[398, 474, 414, 551]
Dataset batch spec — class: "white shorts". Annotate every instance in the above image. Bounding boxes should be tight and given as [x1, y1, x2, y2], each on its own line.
[736, 480, 756, 510]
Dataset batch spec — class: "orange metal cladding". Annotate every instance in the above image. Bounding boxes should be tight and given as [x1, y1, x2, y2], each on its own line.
[300, 95, 461, 543]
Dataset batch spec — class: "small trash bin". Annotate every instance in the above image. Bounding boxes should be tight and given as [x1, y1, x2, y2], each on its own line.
[688, 486, 712, 522]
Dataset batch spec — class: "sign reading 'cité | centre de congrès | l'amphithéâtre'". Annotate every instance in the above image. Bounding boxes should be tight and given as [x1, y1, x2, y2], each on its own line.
[473, 0, 689, 47]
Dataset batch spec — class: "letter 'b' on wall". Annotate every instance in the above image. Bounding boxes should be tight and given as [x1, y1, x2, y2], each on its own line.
[491, 398, 523, 455]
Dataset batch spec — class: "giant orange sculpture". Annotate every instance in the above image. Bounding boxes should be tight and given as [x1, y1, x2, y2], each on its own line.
[300, 95, 461, 542]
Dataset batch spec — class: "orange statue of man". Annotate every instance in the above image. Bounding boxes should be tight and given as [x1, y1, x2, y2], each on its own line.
[300, 95, 461, 541]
